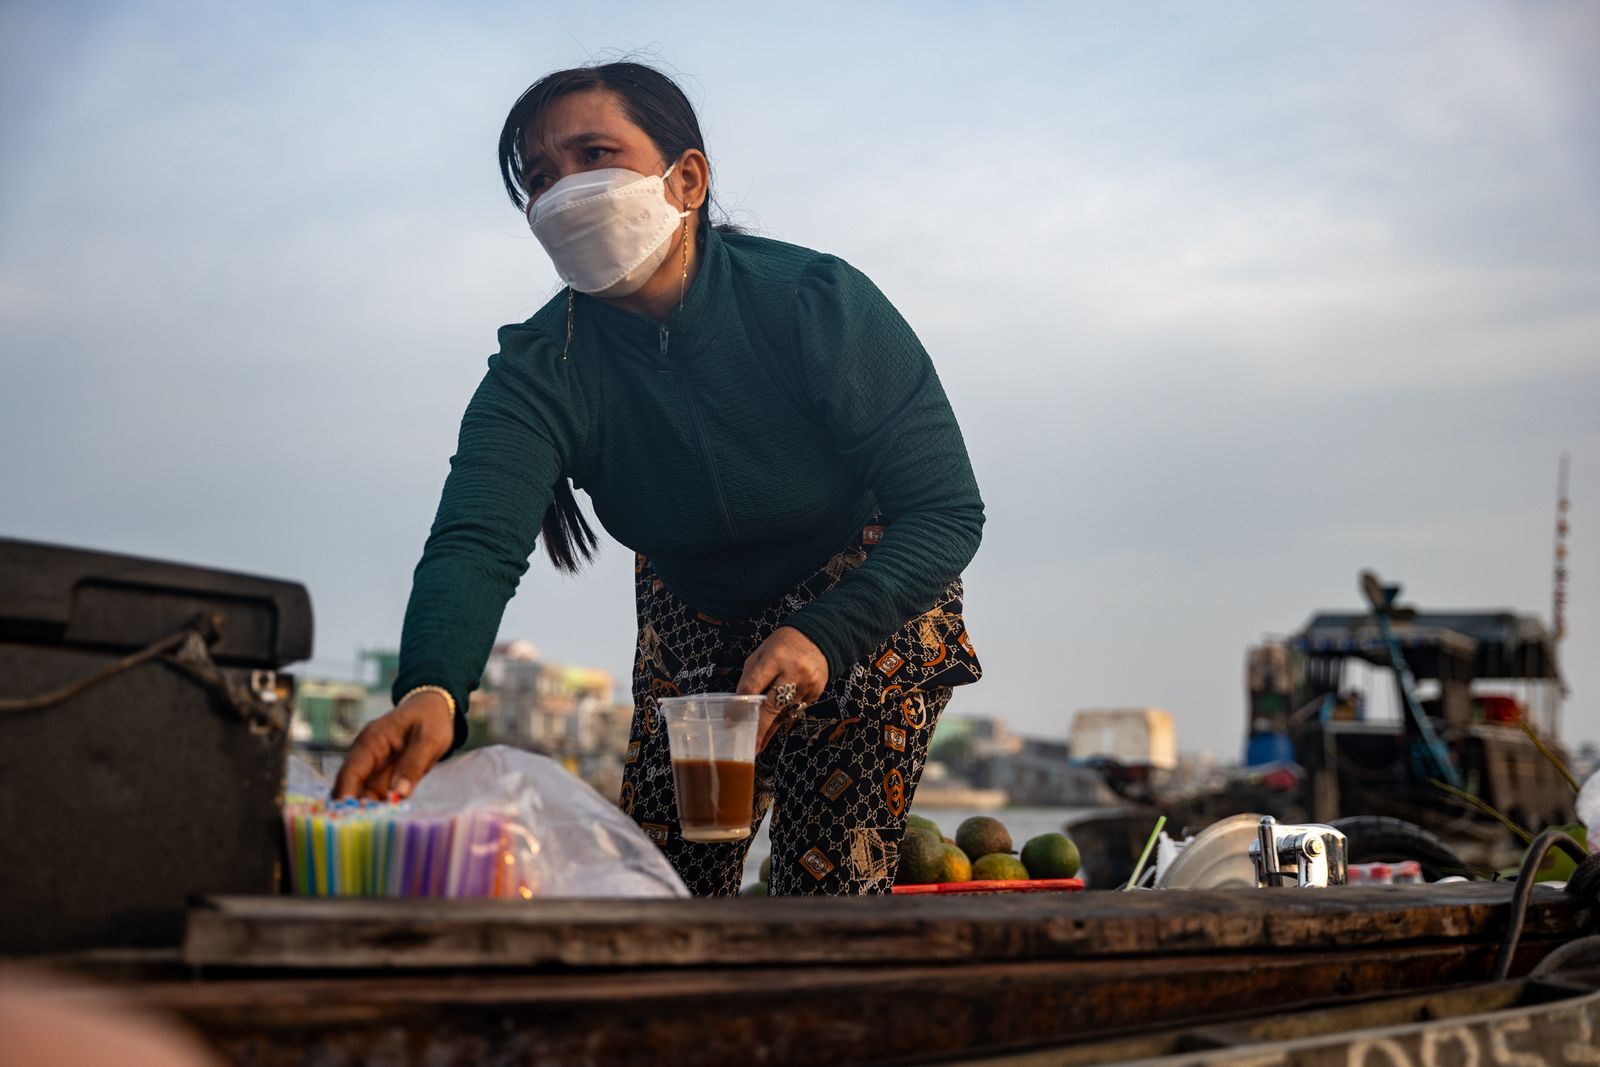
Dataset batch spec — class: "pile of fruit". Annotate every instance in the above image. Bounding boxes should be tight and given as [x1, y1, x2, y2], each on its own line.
[896, 814, 1080, 886]
[740, 815, 1080, 895]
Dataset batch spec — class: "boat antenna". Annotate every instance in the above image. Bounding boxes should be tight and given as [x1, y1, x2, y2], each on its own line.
[1553, 452, 1570, 645]
[1548, 453, 1570, 735]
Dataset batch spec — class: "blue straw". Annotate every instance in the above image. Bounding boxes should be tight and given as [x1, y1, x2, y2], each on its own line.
[324, 815, 338, 895]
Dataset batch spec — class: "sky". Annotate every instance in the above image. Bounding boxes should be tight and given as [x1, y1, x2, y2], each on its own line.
[2, 2, 1597, 757]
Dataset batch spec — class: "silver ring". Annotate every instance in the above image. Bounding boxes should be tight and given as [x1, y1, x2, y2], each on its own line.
[770, 682, 799, 708]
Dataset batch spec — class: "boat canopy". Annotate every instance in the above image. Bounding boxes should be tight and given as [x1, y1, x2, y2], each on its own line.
[1288, 610, 1559, 682]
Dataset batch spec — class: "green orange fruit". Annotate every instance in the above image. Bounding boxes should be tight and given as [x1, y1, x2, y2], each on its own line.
[955, 816, 1013, 860]
[1020, 833, 1081, 879]
[939, 843, 973, 883]
[971, 853, 1029, 881]
[898, 828, 947, 885]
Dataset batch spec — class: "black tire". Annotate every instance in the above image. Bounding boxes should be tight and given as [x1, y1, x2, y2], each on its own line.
[1330, 816, 1472, 881]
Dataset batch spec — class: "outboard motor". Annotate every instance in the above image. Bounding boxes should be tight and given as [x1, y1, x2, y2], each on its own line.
[1250, 816, 1348, 887]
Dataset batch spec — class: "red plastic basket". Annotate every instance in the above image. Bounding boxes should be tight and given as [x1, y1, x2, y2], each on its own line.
[891, 878, 1085, 895]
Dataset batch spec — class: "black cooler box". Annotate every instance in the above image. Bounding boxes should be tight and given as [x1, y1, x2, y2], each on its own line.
[0, 539, 312, 953]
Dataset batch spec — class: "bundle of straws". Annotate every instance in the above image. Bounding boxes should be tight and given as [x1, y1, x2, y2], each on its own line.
[282, 799, 522, 898]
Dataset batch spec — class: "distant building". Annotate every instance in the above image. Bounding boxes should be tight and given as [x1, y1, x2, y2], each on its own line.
[290, 678, 371, 746]
[1069, 708, 1178, 770]
[356, 648, 405, 723]
[488, 641, 628, 757]
[361, 648, 401, 695]
[929, 714, 1111, 807]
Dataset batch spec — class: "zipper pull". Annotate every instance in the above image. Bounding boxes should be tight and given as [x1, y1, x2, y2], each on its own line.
[659, 324, 669, 359]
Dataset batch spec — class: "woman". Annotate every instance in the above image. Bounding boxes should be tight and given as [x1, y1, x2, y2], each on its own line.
[334, 62, 983, 896]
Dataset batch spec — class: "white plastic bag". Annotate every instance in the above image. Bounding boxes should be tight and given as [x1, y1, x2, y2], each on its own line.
[411, 746, 687, 897]
[284, 751, 330, 804]
[1578, 767, 1600, 854]
[284, 745, 687, 898]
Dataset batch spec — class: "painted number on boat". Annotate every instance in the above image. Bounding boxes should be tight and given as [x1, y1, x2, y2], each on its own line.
[1183, 994, 1600, 1067]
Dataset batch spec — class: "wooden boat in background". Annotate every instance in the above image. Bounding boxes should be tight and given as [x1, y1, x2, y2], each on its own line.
[1065, 572, 1583, 890]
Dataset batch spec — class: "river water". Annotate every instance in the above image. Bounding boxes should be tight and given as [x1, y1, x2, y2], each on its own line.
[740, 805, 1093, 887]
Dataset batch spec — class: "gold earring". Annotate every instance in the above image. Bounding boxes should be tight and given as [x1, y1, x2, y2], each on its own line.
[678, 214, 690, 310]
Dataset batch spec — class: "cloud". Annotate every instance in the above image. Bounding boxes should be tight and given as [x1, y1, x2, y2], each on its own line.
[2, 2, 1596, 754]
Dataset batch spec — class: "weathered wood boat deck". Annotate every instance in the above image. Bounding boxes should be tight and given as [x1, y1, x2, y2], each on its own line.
[182, 882, 1582, 969]
[65, 884, 1600, 1065]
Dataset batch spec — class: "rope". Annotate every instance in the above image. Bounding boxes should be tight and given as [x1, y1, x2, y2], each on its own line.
[0, 612, 287, 735]
[1528, 934, 1600, 978]
[1491, 830, 1595, 981]
[1569, 852, 1600, 920]
[0, 617, 217, 713]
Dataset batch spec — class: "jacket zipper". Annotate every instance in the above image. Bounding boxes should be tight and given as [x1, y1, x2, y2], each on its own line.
[662, 324, 738, 541]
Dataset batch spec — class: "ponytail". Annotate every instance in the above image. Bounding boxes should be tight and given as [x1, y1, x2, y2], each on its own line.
[541, 479, 599, 572]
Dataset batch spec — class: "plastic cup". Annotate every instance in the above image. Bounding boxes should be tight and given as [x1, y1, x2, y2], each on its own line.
[658, 694, 764, 843]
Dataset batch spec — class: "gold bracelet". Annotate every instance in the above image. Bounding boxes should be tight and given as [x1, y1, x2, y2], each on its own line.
[400, 685, 456, 721]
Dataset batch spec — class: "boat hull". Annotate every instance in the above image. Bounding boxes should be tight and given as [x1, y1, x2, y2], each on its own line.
[40, 883, 1586, 1066]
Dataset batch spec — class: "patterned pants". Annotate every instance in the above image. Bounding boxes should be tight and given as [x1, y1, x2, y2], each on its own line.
[619, 522, 982, 896]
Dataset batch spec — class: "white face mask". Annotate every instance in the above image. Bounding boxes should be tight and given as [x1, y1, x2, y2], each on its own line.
[526, 162, 690, 298]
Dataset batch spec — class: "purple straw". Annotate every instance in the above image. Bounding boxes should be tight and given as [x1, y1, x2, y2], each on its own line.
[467, 814, 501, 897]
[431, 819, 454, 897]
[416, 820, 437, 897]
[418, 818, 447, 898]
[404, 822, 425, 897]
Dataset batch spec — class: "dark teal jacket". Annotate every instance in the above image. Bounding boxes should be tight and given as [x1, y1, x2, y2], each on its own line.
[394, 228, 984, 748]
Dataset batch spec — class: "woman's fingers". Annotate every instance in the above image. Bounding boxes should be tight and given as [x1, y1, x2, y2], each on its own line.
[333, 722, 398, 800]
[736, 639, 785, 751]
[331, 696, 454, 800]
[738, 627, 831, 752]
[735, 649, 780, 697]
[736, 627, 828, 700]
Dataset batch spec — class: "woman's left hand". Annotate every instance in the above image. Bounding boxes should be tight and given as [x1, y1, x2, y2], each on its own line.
[737, 626, 829, 752]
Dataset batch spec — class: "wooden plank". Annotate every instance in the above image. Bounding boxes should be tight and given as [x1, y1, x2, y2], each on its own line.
[183, 883, 1591, 971]
[978, 986, 1600, 1067]
[125, 940, 1572, 1067]
[943, 983, 1536, 1066]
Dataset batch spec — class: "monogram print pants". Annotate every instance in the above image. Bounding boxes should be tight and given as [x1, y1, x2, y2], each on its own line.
[619, 522, 982, 896]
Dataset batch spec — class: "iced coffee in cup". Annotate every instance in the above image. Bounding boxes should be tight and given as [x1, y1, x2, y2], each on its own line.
[658, 694, 763, 842]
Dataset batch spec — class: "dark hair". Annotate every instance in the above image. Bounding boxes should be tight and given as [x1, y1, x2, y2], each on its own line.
[498, 62, 719, 574]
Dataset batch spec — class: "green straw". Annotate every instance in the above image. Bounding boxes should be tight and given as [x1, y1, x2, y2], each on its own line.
[1124, 815, 1167, 890]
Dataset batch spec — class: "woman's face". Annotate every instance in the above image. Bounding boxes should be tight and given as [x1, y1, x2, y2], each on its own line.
[521, 89, 681, 208]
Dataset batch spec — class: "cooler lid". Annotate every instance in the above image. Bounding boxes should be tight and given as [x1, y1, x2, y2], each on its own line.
[0, 538, 313, 667]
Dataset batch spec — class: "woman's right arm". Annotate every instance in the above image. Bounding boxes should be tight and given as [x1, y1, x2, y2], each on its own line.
[334, 324, 586, 800]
